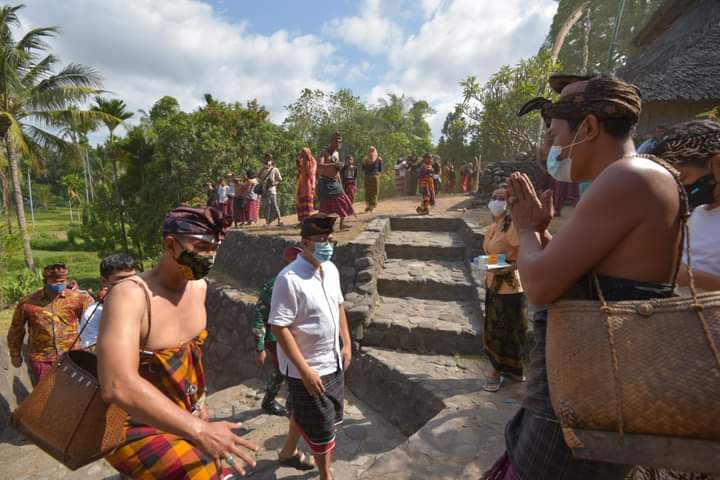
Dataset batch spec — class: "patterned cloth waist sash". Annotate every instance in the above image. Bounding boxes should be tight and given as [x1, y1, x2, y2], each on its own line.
[317, 176, 345, 199]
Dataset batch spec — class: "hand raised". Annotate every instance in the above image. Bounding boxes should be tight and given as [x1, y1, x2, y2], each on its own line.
[508, 173, 551, 233]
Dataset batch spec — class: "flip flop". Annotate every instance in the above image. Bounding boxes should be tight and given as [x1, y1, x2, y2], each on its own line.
[506, 373, 526, 382]
[482, 376, 505, 393]
[279, 450, 316, 471]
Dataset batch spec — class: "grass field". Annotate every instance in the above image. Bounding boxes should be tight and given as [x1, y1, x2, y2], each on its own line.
[1, 206, 101, 330]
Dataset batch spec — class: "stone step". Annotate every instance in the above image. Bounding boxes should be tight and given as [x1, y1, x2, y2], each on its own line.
[363, 296, 482, 355]
[389, 216, 463, 232]
[377, 258, 473, 301]
[346, 347, 525, 479]
[384, 230, 465, 260]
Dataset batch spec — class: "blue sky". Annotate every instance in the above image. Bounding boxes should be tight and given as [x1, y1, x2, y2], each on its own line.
[20, 0, 557, 141]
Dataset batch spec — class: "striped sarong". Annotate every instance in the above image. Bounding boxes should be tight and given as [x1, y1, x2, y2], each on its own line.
[106, 330, 233, 479]
[287, 370, 344, 455]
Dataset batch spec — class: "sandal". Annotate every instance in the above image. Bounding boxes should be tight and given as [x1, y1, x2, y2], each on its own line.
[482, 376, 505, 393]
[506, 373, 526, 382]
[279, 450, 316, 471]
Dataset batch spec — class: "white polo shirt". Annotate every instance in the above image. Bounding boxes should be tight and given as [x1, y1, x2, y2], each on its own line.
[268, 254, 344, 379]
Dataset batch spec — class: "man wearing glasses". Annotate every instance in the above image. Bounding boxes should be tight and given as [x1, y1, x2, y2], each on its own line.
[7, 263, 93, 385]
[98, 206, 258, 479]
[270, 213, 352, 480]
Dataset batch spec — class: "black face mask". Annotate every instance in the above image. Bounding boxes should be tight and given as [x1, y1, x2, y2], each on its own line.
[684, 174, 716, 210]
[174, 250, 215, 280]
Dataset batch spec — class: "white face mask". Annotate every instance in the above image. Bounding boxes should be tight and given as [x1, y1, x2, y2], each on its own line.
[488, 199, 507, 217]
[547, 120, 589, 183]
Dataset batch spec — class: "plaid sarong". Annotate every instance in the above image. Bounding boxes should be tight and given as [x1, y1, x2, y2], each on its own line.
[106, 330, 232, 479]
[287, 370, 344, 455]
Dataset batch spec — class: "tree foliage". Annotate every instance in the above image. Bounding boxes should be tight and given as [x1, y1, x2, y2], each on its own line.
[545, 0, 664, 73]
[460, 52, 561, 164]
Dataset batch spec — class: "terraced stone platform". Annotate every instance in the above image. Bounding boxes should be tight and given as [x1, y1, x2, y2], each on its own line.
[364, 215, 484, 356]
[384, 230, 465, 260]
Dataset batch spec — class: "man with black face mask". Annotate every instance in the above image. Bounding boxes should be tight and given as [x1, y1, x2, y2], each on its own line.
[655, 119, 720, 294]
[98, 206, 258, 479]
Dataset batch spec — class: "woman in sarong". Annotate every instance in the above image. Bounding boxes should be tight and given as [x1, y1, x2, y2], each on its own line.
[296, 148, 316, 222]
[362, 146, 382, 212]
[243, 171, 260, 225]
[341, 155, 358, 204]
[416, 153, 435, 215]
[482, 187, 527, 392]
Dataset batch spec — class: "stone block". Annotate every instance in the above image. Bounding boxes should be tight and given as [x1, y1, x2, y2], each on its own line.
[354, 256, 374, 268]
[356, 269, 373, 283]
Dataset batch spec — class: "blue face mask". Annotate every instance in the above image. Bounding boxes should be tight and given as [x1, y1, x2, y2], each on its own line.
[314, 241, 334, 263]
[46, 283, 66, 294]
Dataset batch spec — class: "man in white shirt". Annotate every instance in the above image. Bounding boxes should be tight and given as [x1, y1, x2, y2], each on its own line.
[269, 214, 351, 479]
[79, 253, 137, 348]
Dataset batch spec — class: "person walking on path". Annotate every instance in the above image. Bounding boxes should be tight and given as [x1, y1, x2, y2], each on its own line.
[232, 175, 245, 228]
[296, 148, 317, 222]
[362, 146, 382, 212]
[238, 171, 260, 226]
[416, 153, 436, 215]
[99, 206, 258, 478]
[341, 154, 358, 204]
[79, 254, 137, 349]
[317, 132, 354, 230]
[269, 214, 352, 479]
[215, 177, 230, 216]
[483, 74, 681, 480]
[8, 263, 93, 385]
[258, 154, 284, 226]
[481, 187, 527, 392]
[253, 246, 303, 417]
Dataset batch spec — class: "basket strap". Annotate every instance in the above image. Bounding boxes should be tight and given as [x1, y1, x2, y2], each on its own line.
[601, 306, 626, 439]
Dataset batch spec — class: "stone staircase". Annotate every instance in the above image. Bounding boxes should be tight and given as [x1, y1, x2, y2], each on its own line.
[362, 216, 484, 356]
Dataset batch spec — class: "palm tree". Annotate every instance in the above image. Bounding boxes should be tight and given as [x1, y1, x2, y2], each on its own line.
[0, 4, 106, 270]
[92, 97, 133, 253]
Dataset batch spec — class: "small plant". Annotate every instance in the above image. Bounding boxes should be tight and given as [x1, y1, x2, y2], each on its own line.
[0, 269, 42, 307]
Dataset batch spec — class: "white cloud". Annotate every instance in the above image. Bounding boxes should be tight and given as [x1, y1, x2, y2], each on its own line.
[18, 0, 336, 130]
[370, 0, 557, 140]
[420, 0, 444, 18]
[323, 0, 405, 55]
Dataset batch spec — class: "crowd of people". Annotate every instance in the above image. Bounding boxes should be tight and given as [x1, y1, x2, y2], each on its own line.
[6, 73, 720, 480]
[203, 132, 483, 229]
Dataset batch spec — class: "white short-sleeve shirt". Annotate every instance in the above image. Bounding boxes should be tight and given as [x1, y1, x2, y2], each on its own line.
[683, 205, 720, 276]
[268, 254, 344, 379]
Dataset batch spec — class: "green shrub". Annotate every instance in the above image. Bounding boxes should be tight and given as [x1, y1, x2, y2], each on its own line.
[0, 230, 22, 271]
[0, 270, 42, 307]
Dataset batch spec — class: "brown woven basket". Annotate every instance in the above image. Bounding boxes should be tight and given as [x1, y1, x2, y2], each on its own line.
[547, 291, 720, 440]
[545, 157, 720, 469]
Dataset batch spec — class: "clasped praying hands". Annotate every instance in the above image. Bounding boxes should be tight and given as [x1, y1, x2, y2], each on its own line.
[507, 172, 554, 234]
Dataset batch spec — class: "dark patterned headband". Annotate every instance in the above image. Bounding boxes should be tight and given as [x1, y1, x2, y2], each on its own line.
[518, 74, 641, 123]
[658, 120, 720, 166]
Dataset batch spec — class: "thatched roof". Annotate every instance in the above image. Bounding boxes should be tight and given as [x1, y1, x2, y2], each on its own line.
[620, 0, 720, 103]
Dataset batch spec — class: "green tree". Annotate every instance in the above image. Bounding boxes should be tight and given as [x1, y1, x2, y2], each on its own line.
[437, 105, 471, 165]
[545, 0, 664, 73]
[92, 96, 134, 252]
[460, 52, 561, 163]
[0, 4, 105, 271]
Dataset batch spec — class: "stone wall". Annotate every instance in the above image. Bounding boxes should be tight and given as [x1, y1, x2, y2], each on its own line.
[339, 218, 390, 345]
[475, 159, 542, 205]
[215, 231, 301, 290]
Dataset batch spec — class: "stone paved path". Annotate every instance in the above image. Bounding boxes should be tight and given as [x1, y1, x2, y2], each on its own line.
[384, 230, 465, 260]
[0, 379, 405, 479]
[350, 347, 524, 480]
